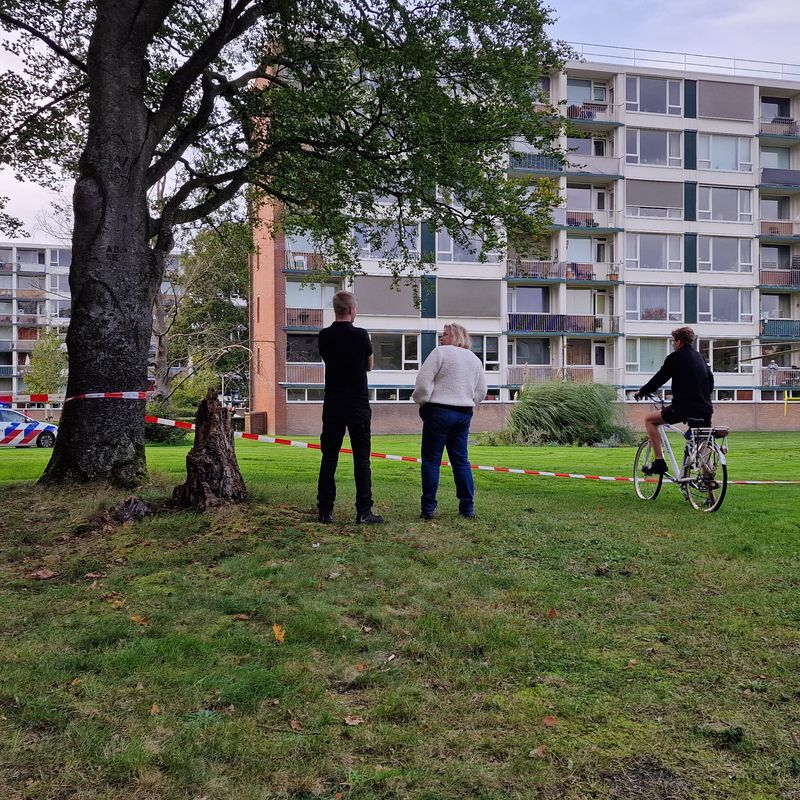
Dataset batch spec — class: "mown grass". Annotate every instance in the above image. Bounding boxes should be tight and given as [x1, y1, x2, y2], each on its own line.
[0, 433, 799, 799]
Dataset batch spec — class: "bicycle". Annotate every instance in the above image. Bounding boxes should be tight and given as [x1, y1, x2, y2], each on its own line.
[633, 397, 729, 512]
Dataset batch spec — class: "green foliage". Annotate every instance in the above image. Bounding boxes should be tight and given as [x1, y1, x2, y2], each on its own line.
[24, 328, 67, 394]
[145, 399, 188, 444]
[169, 367, 220, 410]
[507, 381, 635, 446]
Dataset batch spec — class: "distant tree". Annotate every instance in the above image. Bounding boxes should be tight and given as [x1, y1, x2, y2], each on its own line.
[25, 328, 68, 395]
[0, 0, 567, 487]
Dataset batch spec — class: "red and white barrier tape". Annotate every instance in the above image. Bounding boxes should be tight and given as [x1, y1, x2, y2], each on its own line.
[0, 391, 148, 404]
[144, 415, 800, 487]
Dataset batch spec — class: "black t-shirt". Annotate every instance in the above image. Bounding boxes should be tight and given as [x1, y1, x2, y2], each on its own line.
[638, 345, 714, 417]
[318, 321, 373, 405]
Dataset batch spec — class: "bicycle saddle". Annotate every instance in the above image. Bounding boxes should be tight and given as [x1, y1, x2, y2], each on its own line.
[685, 417, 708, 428]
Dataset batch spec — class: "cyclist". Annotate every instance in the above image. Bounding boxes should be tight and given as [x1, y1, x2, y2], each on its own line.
[633, 326, 714, 476]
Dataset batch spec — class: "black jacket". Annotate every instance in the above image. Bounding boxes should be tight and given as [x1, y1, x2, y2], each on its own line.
[638, 345, 714, 417]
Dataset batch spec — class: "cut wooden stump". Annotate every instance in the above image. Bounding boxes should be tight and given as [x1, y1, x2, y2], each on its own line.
[173, 388, 247, 510]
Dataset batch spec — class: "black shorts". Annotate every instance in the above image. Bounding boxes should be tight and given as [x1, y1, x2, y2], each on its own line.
[660, 405, 710, 427]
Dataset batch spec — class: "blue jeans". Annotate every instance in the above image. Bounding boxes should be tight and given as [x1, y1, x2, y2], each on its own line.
[419, 404, 474, 516]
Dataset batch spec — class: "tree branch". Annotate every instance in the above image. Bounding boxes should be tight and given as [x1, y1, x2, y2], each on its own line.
[0, 81, 89, 147]
[0, 12, 88, 73]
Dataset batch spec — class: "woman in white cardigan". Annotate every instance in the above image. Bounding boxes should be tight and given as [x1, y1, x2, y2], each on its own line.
[412, 323, 487, 519]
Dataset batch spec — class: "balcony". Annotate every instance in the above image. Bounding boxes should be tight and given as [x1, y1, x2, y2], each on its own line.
[510, 152, 562, 172]
[507, 313, 620, 334]
[759, 268, 800, 287]
[0, 314, 11, 324]
[759, 318, 800, 338]
[15, 314, 48, 326]
[0, 262, 13, 274]
[507, 365, 622, 386]
[0, 365, 12, 377]
[506, 260, 621, 282]
[759, 117, 800, 137]
[284, 363, 325, 383]
[284, 251, 325, 271]
[759, 219, 800, 237]
[566, 102, 617, 124]
[760, 168, 800, 188]
[0, 288, 12, 298]
[760, 366, 800, 386]
[552, 207, 620, 230]
[15, 340, 38, 351]
[564, 153, 622, 178]
[285, 307, 323, 328]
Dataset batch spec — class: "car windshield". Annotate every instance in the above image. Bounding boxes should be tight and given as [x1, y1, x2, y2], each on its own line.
[0, 410, 28, 423]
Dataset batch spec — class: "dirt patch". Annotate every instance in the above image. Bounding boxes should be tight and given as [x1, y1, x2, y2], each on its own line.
[604, 756, 692, 799]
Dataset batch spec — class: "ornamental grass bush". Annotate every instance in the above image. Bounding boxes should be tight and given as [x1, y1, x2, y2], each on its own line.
[505, 381, 635, 447]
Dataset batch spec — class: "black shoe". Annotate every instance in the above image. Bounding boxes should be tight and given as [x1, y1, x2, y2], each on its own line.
[318, 511, 334, 524]
[420, 512, 435, 521]
[356, 512, 384, 525]
[642, 458, 668, 476]
[459, 512, 476, 519]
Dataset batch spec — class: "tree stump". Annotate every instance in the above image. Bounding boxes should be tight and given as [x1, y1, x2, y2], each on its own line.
[173, 388, 247, 509]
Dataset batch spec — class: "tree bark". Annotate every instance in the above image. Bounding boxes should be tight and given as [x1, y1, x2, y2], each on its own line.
[172, 387, 247, 509]
[40, 2, 168, 487]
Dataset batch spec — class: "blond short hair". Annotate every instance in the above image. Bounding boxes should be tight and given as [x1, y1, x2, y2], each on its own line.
[332, 290, 356, 317]
[444, 323, 471, 349]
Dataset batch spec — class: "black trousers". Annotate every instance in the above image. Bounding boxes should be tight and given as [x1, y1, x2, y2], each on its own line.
[316, 402, 373, 515]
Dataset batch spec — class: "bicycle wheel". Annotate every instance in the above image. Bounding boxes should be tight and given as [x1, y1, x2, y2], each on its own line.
[633, 438, 663, 500]
[685, 444, 728, 512]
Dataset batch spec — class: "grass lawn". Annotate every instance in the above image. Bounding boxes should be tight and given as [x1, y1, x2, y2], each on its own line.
[0, 433, 799, 799]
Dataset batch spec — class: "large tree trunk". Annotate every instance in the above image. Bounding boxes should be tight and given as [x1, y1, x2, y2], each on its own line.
[40, 3, 164, 487]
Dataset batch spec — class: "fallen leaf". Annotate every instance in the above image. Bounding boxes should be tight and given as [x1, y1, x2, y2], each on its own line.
[83, 572, 106, 579]
[529, 745, 549, 758]
[150, 703, 160, 715]
[273, 623, 286, 644]
[232, 613, 251, 621]
[542, 715, 559, 727]
[111, 599, 127, 609]
[30, 568, 57, 580]
[335, 793, 344, 800]
[344, 715, 365, 726]
[130, 614, 150, 626]
[327, 571, 341, 580]
[290, 718, 303, 731]
[361, 625, 373, 634]
[355, 662, 367, 673]
[547, 608, 557, 619]
[624, 658, 638, 669]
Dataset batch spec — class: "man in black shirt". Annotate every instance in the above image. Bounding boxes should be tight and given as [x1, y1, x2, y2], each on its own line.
[316, 290, 383, 524]
[633, 326, 714, 475]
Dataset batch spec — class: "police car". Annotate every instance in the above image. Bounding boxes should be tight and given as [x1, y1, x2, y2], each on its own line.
[0, 406, 58, 448]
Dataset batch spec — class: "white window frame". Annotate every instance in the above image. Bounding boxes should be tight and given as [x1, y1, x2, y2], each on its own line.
[470, 334, 500, 371]
[356, 223, 421, 260]
[285, 334, 322, 364]
[370, 388, 415, 402]
[625, 337, 671, 372]
[371, 332, 420, 371]
[567, 133, 611, 158]
[698, 237, 753, 273]
[567, 77, 608, 105]
[436, 228, 501, 263]
[698, 186, 752, 223]
[625, 233, 682, 271]
[286, 388, 326, 402]
[760, 292, 792, 319]
[698, 287, 753, 323]
[625, 285, 683, 322]
[697, 338, 753, 374]
[698, 134, 752, 172]
[625, 76, 682, 115]
[625, 128, 682, 167]
[507, 285, 550, 313]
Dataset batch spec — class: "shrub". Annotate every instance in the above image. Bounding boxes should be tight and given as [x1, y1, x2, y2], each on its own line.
[506, 381, 634, 447]
[145, 399, 190, 444]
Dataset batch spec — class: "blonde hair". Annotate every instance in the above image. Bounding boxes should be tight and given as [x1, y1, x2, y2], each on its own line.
[444, 323, 471, 349]
[332, 290, 356, 317]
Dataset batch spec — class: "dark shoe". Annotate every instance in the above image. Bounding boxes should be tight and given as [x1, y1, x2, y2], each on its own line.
[318, 511, 334, 524]
[420, 512, 435, 521]
[459, 512, 476, 519]
[642, 458, 668, 476]
[356, 512, 384, 525]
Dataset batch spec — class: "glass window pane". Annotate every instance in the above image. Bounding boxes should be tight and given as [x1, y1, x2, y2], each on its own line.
[567, 78, 592, 105]
[515, 338, 550, 364]
[286, 334, 321, 362]
[372, 334, 402, 369]
[640, 77, 667, 113]
[639, 234, 666, 269]
[640, 338, 666, 371]
[712, 237, 738, 271]
[640, 286, 667, 319]
[404, 335, 418, 361]
[515, 286, 549, 312]
[712, 187, 737, 220]
[713, 288, 739, 322]
[639, 130, 667, 165]
[711, 136, 737, 170]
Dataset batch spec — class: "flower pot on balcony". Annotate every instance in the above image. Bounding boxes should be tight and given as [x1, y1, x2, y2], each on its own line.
[608, 272, 618, 282]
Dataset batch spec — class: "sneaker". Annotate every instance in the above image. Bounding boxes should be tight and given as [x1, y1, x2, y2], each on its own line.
[420, 512, 435, 520]
[355, 512, 384, 525]
[459, 511, 476, 519]
[318, 511, 334, 524]
[642, 458, 668, 476]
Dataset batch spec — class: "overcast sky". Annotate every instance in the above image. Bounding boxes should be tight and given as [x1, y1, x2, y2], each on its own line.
[3, 0, 800, 241]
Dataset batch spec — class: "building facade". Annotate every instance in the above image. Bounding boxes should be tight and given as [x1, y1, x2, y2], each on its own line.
[250, 49, 800, 435]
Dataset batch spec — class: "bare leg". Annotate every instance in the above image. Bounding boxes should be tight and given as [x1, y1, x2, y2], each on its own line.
[643, 411, 665, 459]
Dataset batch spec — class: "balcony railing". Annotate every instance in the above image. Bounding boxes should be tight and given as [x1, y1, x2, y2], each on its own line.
[760, 318, 800, 338]
[507, 260, 621, 281]
[507, 365, 622, 385]
[285, 307, 323, 327]
[15, 340, 38, 351]
[0, 365, 13, 377]
[284, 363, 325, 383]
[510, 152, 562, 172]
[0, 314, 11, 323]
[564, 153, 622, 176]
[761, 167, 800, 187]
[759, 219, 800, 236]
[0, 263, 12, 274]
[761, 366, 800, 386]
[507, 313, 620, 334]
[15, 314, 48, 326]
[285, 251, 324, 271]
[552, 208, 618, 229]
[760, 117, 800, 137]
[759, 268, 800, 287]
[566, 102, 615, 122]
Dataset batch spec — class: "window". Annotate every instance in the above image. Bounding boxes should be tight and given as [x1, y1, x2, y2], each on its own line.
[507, 286, 549, 312]
[17, 249, 45, 265]
[287, 388, 325, 402]
[625, 129, 681, 166]
[761, 293, 791, 319]
[761, 146, 790, 169]
[698, 339, 753, 373]
[567, 78, 607, 105]
[285, 280, 337, 309]
[698, 134, 751, 172]
[52, 301, 71, 318]
[760, 245, 791, 269]
[761, 96, 791, 120]
[626, 337, 671, 372]
[567, 135, 609, 157]
[699, 288, 752, 323]
[625, 285, 682, 321]
[626, 204, 682, 219]
[371, 333, 419, 370]
[371, 388, 415, 402]
[698, 237, 752, 272]
[566, 236, 612, 264]
[470, 335, 500, 371]
[535, 76, 550, 102]
[354, 223, 420, 259]
[508, 338, 550, 365]
[49, 248, 72, 267]
[286, 334, 321, 363]
[626, 76, 681, 115]
[48, 274, 70, 294]
[625, 233, 681, 270]
[436, 229, 501, 263]
[18, 276, 45, 290]
[760, 196, 790, 220]
[698, 186, 752, 222]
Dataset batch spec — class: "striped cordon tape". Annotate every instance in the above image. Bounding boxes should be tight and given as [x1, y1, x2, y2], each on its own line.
[2, 391, 796, 486]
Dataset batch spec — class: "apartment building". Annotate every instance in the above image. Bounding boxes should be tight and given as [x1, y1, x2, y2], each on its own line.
[250, 47, 800, 435]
